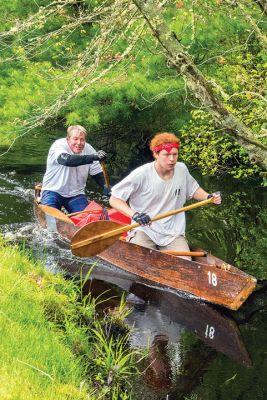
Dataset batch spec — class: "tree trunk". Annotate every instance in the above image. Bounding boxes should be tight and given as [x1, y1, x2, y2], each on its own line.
[132, 0, 267, 170]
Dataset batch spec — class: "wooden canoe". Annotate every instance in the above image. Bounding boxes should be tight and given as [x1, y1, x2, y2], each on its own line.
[34, 198, 257, 311]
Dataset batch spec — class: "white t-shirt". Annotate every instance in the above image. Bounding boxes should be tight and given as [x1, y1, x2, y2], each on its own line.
[42, 138, 102, 197]
[111, 162, 199, 246]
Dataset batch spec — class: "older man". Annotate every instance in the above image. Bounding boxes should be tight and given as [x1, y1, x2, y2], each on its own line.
[41, 125, 107, 213]
[110, 132, 221, 259]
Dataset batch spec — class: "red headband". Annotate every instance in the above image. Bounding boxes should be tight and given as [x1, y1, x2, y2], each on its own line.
[152, 142, 180, 153]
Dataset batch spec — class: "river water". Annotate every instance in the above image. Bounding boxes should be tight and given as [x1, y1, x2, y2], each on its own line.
[0, 136, 266, 400]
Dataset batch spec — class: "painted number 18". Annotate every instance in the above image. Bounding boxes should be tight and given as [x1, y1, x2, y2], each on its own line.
[208, 271, 218, 286]
[205, 324, 215, 340]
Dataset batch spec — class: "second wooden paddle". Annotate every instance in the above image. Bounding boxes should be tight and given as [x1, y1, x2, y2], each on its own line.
[39, 204, 75, 224]
[71, 197, 214, 257]
[101, 161, 110, 193]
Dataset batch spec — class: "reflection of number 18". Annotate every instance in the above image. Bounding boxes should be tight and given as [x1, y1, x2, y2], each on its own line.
[205, 324, 215, 340]
[208, 271, 218, 286]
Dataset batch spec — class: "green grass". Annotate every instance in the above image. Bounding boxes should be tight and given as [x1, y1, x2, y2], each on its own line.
[0, 238, 141, 399]
[0, 241, 93, 399]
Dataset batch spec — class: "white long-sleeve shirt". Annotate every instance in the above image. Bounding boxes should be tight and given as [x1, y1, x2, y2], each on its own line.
[42, 138, 102, 197]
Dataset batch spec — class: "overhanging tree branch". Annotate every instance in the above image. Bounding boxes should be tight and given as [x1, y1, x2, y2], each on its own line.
[228, 0, 267, 48]
[132, 0, 267, 170]
[253, 0, 267, 15]
[0, 0, 78, 40]
[0, 1, 144, 158]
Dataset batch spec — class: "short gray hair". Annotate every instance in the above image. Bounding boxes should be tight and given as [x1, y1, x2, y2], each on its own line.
[67, 125, 87, 138]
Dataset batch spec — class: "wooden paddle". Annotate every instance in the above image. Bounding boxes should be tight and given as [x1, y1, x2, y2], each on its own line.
[101, 161, 111, 192]
[71, 197, 214, 257]
[39, 204, 75, 224]
[66, 209, 101, 218]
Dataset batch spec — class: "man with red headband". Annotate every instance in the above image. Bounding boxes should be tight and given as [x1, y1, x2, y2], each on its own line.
[110, 132, 221, 259]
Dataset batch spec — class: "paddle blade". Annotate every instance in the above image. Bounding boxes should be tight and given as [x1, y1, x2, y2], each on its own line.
[71, 220, 124, 257]
[39, 204, 74, 224]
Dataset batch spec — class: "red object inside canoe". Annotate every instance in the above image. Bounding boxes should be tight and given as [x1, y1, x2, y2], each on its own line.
[70, 200, 131, 236]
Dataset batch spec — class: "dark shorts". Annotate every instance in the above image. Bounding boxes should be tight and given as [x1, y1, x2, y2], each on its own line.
[41, 190, 89, 213]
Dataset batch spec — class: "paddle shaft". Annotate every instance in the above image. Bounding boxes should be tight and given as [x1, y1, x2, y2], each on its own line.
[101, 161, 110, 192]
[161, 250, 206, 257]
[71, 197, 214, 250]
[66, 209, 101, 218]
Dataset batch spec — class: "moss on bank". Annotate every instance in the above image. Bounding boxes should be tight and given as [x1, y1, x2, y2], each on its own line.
[0, 238, 140, 399]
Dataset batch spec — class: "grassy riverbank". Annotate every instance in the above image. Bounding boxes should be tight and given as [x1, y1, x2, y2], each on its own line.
[0, 238, 140, 399]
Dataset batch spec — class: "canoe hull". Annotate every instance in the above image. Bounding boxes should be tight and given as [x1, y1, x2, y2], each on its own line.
[99, 239, 256, 310]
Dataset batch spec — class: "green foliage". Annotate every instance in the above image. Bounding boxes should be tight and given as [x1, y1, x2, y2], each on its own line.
[0, 60, 69, 142]
[0, 239, 141, 399]
[0, 0, 47, 24]
[214, 52, 267, 136]
[0, 0, 266, 177]
[180, 110, 260, 178]
[170, 1, 267, 178]
[0, 241, 92, 399]
[228, 193, 267, 278]
[186, 183, 267, 280]
[89, 322, 141, 399]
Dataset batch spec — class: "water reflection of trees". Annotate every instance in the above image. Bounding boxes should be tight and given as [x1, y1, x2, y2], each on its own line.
[187, 185, 266, 280]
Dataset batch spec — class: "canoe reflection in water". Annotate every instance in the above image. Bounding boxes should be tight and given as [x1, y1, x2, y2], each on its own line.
[60, 259, 251, 393]
[125, 281, 251, 393]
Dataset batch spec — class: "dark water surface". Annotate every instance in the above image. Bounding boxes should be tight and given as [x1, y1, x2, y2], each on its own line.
[0, 138, 266, 400]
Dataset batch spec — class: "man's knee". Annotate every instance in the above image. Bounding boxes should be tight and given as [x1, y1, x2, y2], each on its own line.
[163, 236, 191, 261]
[66, 195, 89, 213]
[41, 190, 62, 210]
[127, 230, 157, 250]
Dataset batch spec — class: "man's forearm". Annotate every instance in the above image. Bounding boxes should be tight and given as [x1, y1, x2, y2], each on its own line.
[192, 187, 209, 201]
[57, 153, 97, 167]
[109, 196, 135, 218]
